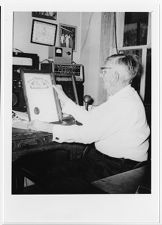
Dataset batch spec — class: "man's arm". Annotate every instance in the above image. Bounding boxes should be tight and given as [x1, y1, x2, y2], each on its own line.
[51, 101, 138, 144]
[28, 120, 104, 144]
[28, 103, 126, 144]
[53, 85, 92, 123]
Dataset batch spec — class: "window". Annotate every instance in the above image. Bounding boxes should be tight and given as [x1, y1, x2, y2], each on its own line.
[124, 12, 148, 46]
[116, 12, 151, 104]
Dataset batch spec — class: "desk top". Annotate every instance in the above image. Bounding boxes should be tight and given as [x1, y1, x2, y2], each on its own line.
[12, 128, 53, 151]
[12, 114, 81, 152]
[13, 128, 52, 141]
[12, 128, 85, 162]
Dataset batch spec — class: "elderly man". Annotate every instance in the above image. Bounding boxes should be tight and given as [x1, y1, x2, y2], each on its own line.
[30, 54, 150, 183]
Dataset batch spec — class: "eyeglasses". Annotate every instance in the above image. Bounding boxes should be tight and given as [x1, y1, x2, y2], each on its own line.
[100, 66, 112, 70]
[100, 66, 113, 76]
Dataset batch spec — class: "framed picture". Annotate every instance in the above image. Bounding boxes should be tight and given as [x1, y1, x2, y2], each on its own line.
[31, 19, 57, 46]
[32, 11, 57, 20]
[21, 70, 62, 122]
[59, 23, 77, 51]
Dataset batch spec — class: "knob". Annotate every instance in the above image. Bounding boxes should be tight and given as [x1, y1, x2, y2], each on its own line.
[83, 95, 93, 111]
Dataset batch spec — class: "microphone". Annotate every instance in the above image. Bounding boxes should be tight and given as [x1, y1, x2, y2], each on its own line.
[83, 95, 93, 111]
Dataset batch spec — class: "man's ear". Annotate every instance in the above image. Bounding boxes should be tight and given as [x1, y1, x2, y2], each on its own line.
[111, 71, 119, 84]
[114, 71, 120, 81]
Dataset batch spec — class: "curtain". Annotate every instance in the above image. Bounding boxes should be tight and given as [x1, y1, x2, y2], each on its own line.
[100, 12, 117, 65]
[97, 12, 117, 104]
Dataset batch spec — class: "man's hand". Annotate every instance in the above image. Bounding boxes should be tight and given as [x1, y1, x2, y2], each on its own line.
[53, 84, 70, 108]
[53, 84, 76, 116]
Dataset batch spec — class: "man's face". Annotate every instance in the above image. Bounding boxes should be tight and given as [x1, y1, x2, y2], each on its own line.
[100, 62, 116, 91]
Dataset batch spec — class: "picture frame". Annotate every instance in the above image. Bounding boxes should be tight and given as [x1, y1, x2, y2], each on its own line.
[32, 11, 57, 20]
[31, 19, 57, 46]
[59, 23, 77, 51]
[21, 70, 62, 123]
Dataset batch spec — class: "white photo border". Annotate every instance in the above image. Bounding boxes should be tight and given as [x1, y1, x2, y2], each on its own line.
[1, 0, 161, 224]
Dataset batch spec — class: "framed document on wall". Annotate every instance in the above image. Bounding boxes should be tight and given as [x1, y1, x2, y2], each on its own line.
[31, 19, 57, 46]
[21, 70, 62, 122]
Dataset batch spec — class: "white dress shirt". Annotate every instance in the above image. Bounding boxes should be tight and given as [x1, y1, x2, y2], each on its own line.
[52, 85, 150, 162]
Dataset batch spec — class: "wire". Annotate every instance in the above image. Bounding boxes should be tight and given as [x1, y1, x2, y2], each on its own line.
[114, 12, 119, 54]
[39, 58, 54, 64]
[13, 48, 24, 53]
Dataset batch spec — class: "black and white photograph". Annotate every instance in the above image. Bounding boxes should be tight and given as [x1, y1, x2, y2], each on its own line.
[12, 11, 151, 195]
[1, 1, 161, 224]
[59, 23, 77, 51]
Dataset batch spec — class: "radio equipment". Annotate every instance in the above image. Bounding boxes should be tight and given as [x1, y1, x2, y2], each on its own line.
[41, 63, 84, 82]
[41, 63, 84, 105]
[13, 52, 39, 71]
[48, 46, 73, 64]
[13, 52, 39, 112]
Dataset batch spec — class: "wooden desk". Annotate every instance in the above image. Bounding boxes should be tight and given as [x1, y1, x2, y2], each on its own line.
[12, 127, 87, 193]
[13, 128, 51, 161]
[12, 128, 85, 162]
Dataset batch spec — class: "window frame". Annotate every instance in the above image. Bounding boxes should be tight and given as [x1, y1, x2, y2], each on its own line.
[116, 12, 151, 101]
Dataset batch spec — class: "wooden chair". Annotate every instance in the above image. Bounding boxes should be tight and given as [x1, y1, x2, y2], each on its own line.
[92, 162, 151, 194]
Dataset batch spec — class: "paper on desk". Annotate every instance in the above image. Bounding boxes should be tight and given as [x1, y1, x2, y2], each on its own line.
[12, 120, 30, 130]
[12, 110, 30, 129]
[12, 110, 29, 121]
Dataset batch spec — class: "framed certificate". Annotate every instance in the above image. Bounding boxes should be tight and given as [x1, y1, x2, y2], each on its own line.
[31, 19, 57, 46]
[21, 70, 62, 122]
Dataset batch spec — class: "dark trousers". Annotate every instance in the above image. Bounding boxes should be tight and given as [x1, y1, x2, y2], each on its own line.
[47, 145, 139, 181]
[41, 145, 140, 193]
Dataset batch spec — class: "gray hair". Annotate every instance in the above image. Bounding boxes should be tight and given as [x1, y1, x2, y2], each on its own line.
[105, 54, 143, 83]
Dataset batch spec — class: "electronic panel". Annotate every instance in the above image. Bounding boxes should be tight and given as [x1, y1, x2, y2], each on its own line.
[12, 52, 39, 112]
[40, 63, 84, 105]
[54, 64, 84, 82]
[48, 46, 73, 64]
[41, 63, 84, 82]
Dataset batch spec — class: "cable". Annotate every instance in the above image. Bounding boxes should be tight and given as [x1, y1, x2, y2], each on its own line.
[114, 12, 119, 54]
[13, 48, 24, 53]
